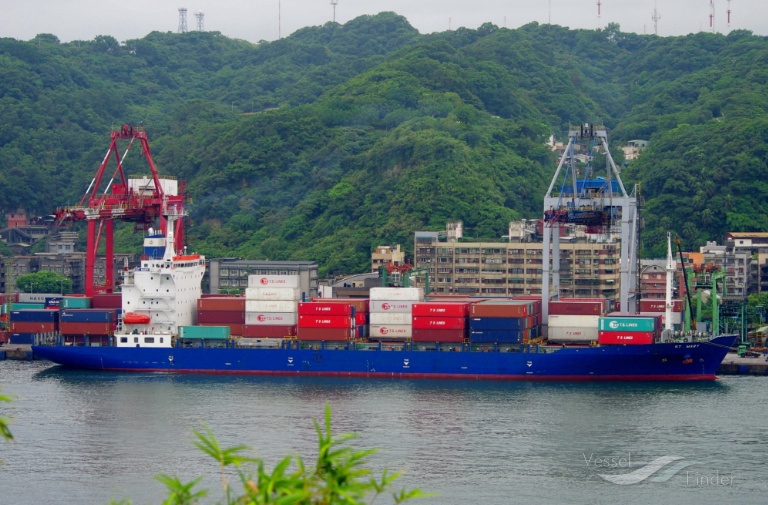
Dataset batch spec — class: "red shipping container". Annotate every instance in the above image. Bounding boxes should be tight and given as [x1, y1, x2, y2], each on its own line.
[412, 328, 466, 342]
[298, 302, 353, 316]
[60, 321, 113, 336]
[10, 321, 57, 333]
[298, 327, 352, 341]
[242, 324, 297, 338]
[298, 315, 352, 329]
[549, 301, 604, 316]
[197, 297, 246, 311]
[355, 312, 368, 325]
[597, 331, 655, 345]
[91, 293, 123, 309]
[412, 303, 469, 317]
[638, 299, 683, 313]
[513, 297, 543, 314]
[412, 316, 466, 330]
[197, 310, 245, 324]
[311, 298, 369, 313]
[470, 302, 529, 318]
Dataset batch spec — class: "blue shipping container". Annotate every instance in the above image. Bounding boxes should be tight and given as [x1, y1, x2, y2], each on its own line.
[10, 333, 35, 345]
[469, 330, 524, 344]
[469, 317, 528, 331]
[60, 309, 116, 323]
[10, 310, 59, 323]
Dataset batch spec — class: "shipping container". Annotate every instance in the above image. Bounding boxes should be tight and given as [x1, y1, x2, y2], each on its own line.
[512, 296, 544, 314]
[11, 322, 57, 333]
[245, 300, 297, 313]
[178, 325, 231, 339]
[245, 312, 297, 325]
[412, 303, 469, 318]
[369, 300, 414, 313]
[411, 328, 466, 342]
[547, 314, 601, 328]
[59, 321, 113, 336]
[546, 326, 599, 343]
[247, 275, 300, 288]
[198, 297, 246, 312]
[9, 333, 35, 345]
[368, 287, 424, 301]
[469, 317, 529, 331]
[369, 324, 413, 339]
[298, 315, 352, 329]
[60, 297, 92, 309]
[470, 301, 531, 318]
[412, 316, 466, 330]
[297, 327, 352, 341]
[599, 316, 658, 332]
[242, 324, 297, 338]
[638, 299, 684, 313]
[639, 311, 682, 325]
[558, 297, 611, 313]
[549, 301, 604, 316]
[468, 329, 528, 344]
[10, 309, 59, 322]
[244, 287, 302, 301]
[60, 309, 116, 323]
[0, 294, 19, 304]
[369, 312, 412, 325]
[298, 302, 354, 316]
[198, 323, 244, 336]
[197, 310, 245, 324]
[311, 298, 369, 313]
[354, 312, 368, 325]
[91, 293, 123, 309]
[18, 293, 60, 304]
[5, 303, 46, 311]
[598, 331, 655, 345]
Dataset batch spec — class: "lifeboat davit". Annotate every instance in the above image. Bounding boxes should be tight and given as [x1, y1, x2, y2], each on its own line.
[123, 312, 151, 324]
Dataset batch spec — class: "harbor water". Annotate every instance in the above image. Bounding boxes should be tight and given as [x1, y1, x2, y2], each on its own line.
[1, 360, 767, 505]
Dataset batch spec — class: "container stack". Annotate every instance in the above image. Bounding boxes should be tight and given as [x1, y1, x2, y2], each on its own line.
[9, 309, 59, 344]
[60, 309, 117, 346]
[198, 297, 246, 336]
[598, 314, 661, 345]
[243, 275, 301, 338]
[304, 298, 370, 339]
[547, 298, 607, 344]
[60, 296, 92, 309]
[368, 287, 424, 341]
[411, 302, 469, 343]
[468, 300, 537, 344]
[638, 299, 683, 327]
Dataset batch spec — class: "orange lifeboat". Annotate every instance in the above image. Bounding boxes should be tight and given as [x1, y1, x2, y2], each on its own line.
[123, 312, 151, 324]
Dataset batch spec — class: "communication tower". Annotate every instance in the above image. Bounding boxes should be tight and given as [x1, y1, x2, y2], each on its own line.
[178, 7, 188, 33]
[652, 1, 661, 35]
[542, 124, 640, 323]
[727, 0, 732, 27]
[597, 0, 602, 27]
[195, 11, 205, 31]
[331, 0, 338, 23]
[709, 0, 715, 32]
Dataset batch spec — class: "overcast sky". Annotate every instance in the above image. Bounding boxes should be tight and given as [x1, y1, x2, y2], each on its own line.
[2, 0, 766, 44]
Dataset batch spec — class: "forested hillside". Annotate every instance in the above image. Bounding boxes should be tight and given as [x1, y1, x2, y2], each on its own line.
[1, 13, 767, 274]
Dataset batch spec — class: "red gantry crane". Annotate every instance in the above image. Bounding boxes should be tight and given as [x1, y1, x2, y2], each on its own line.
[54, 125, 186, 296]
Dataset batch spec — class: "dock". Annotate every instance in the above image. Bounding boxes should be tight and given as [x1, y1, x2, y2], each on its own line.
[717, 353, 768, 376]
[0, 344, 34, 361]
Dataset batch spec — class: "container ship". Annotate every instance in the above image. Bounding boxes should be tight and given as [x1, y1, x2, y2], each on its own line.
[30, 220, 737, 381]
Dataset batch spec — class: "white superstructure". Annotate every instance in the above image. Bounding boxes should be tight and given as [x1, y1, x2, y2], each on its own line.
[115, 214, 205, 348]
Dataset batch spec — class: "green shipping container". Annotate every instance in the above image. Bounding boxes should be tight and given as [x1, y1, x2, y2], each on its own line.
[5, 303, 46, 311]
[599, 316, 657, 332]
[178, 325, 231, 339]
[60, 297, 92, 309]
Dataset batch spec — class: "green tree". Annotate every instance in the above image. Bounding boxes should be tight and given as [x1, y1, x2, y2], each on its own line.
[15, 271, 72, 294]
[0, 391, 11, 442]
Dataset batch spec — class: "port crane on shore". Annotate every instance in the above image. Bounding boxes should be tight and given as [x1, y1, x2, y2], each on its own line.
[53, 125, 186, 296]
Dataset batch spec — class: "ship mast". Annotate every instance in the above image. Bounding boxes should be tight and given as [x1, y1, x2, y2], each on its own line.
[662, 232, 674, 341]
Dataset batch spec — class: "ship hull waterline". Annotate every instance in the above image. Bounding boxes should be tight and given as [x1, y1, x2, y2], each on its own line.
[33, 335, 737, 382]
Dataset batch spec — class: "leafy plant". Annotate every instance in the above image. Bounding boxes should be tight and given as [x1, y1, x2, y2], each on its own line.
[112, 404, 427, 505]
[0, 390, 12, 442]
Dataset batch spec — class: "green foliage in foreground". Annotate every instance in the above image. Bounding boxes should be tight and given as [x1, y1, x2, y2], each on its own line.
[111, 405, 427, 505]
[0, 391, 12, 442]
[15, 270, 72, 294]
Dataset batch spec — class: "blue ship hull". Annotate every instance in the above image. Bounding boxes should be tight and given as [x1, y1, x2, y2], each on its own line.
[33, 335, 737, 381]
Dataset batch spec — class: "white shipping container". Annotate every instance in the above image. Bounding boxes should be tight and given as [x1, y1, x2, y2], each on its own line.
[245, 300, 298, 313]
[546, 326, 599, 342]
[245, 287, 302, 301]
[245, 312, 298, 325]
[247, 275, 300, 288]
[369, 324, 413, 338]
[547, 314, 601, 328]
[369, 312, 412, 325]
[18, 293, 59, 304]
[369, 300, 415, 313]
[639, 311, 682, 325]
[368, 287, 424, 301]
